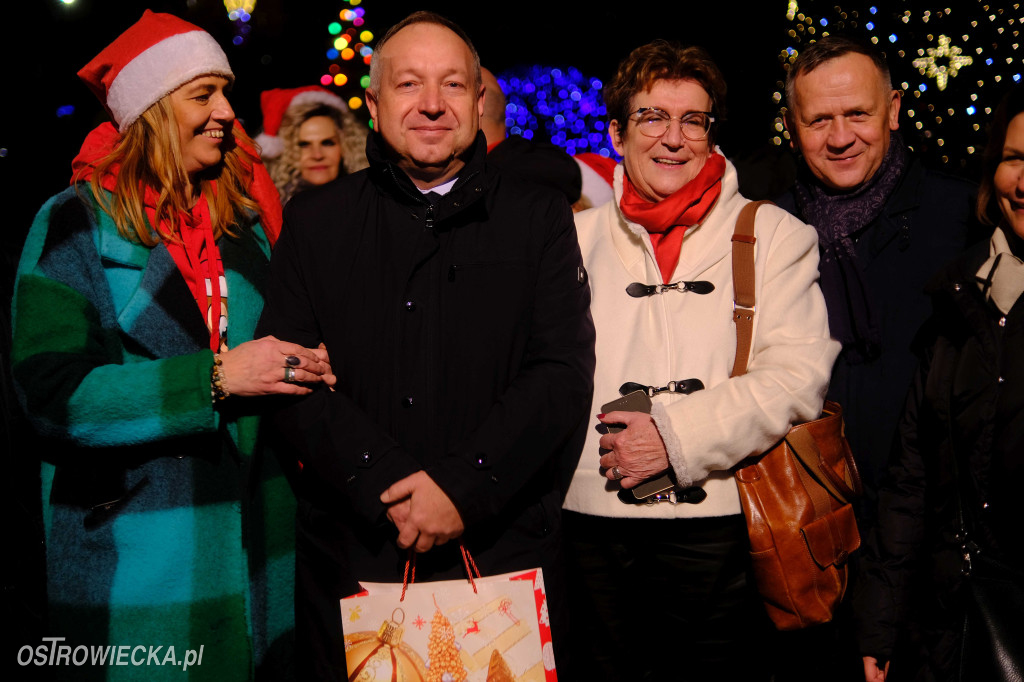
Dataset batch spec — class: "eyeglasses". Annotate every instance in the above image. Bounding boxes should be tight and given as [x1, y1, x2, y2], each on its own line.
[629, 107, 716, 140]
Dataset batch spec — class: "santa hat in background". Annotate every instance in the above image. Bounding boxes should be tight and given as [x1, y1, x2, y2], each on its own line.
[78, 10, 233, 132]
[574, 152, 618, 209]
[255, 86, 349, 159]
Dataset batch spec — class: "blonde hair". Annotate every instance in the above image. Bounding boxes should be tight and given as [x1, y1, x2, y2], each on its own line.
[266, 101, 368, 204]
[79, 95, 261, 246]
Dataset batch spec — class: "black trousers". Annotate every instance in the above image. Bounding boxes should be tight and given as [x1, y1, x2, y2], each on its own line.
[563, 511, 773, 681]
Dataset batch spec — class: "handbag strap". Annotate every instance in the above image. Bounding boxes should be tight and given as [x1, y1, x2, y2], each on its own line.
[729, 202, 864, 502]
[730, 200, 773, 378]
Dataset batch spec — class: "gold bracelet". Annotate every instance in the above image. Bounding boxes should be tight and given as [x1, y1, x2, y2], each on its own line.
[211, 354, 230, 402]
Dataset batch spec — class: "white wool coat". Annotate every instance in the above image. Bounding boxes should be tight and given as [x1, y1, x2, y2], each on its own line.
[563, 159, 841, 519]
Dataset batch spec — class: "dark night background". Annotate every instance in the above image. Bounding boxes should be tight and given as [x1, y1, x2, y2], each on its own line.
[6, 3, 1019, 678]
[0, 1, 797, 677]
[1, 0, 790, 259]
[2, 2, 790, 673]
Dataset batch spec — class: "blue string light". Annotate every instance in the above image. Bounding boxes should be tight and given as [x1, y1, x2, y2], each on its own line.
[497, 65, 618, 160]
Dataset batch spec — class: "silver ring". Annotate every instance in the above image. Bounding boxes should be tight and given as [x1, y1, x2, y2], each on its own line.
[284, 366, 296, 383]
[611, 466, 624, 481]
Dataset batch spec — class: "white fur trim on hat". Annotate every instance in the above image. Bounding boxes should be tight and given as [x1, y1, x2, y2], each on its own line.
[107, 30, 233, 132]
[575, 157, 614, 209]
[256, 87, 348, 159]
[255, 132, 285, 159]
[289, 89, 348, 113]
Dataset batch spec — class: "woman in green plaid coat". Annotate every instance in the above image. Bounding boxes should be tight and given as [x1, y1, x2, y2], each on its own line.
[10, 12, 334, 681]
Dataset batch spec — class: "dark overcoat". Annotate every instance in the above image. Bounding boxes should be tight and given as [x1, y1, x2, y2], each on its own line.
[256, 132, 596, 680]
[777, 159, 979, 510]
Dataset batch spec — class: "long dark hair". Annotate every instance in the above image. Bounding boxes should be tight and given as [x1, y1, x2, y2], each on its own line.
[978, 84, 1024, 226]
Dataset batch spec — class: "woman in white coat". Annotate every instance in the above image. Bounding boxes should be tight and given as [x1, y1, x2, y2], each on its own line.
[562, 40, 840, 681]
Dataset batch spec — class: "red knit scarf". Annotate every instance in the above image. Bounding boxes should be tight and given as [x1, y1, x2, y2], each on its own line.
[71, 122, 281, 352]
[619, 153, 725, 283]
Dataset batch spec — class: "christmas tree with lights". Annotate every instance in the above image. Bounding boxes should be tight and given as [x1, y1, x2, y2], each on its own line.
[772, 0, 1023, 174]
[319, 0, 376, 116]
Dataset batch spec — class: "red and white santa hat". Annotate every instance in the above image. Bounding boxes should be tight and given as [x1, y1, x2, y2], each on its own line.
[574, 152, 617, 208]
[255, 86, 348, 159]
[78, 10, 234, 133]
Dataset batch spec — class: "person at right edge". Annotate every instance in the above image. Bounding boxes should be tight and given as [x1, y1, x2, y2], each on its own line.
[854, 85, 1024, 682]
[778, 36, 979, 517]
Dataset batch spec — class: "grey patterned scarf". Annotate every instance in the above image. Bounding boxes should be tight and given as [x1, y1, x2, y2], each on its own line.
[792, 133, 909, 362]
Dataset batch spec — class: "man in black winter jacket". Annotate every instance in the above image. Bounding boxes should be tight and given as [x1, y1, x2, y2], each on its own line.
[257, 11, 595, 681]
[778, 36, 978, 515]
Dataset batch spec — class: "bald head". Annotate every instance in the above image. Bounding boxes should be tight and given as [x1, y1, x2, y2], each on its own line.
[480, 67, 507, 146]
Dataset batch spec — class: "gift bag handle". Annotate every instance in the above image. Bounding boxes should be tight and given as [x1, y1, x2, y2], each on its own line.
[400, 544, 483, 601]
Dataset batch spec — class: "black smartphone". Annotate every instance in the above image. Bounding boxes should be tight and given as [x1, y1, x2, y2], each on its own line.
[600, 390, 681, 503]
[600, 390, 652, 433]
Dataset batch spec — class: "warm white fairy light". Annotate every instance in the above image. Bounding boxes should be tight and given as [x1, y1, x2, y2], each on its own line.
[912, 34, 974, 90]
[772, 1, 1020, 167]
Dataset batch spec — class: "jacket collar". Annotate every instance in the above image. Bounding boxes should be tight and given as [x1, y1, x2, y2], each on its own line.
[925, 239, 991, 297]
[366, 130, 490, 215]
[881, 156, 924, 218]
[98, 232, 210, 357]
[92, 196, 269, 358]
[608, 153, 738, 283]
[861, 157, 923, 258]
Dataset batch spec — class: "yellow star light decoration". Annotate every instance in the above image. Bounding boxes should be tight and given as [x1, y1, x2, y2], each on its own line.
[912, 34, 973, 91]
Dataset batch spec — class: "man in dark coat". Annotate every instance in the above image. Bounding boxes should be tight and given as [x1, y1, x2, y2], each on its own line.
[778, 36, 979, 513]
[256, 11, 595, 681]
[773, 36, 979, 682]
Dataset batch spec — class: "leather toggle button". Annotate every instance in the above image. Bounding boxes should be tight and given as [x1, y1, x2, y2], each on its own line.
[405, 301, 416, 312]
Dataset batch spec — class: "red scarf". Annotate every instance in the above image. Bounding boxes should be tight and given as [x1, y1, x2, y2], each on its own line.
[619, 153, 726, 283]
[71, 121, 282, 352]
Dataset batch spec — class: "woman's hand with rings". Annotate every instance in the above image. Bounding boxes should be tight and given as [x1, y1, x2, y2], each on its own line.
[216, 336, 336, 396]
[597, 411, 671, 488]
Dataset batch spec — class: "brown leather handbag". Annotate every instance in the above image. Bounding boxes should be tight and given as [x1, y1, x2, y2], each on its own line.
[730, 201, 863, 630]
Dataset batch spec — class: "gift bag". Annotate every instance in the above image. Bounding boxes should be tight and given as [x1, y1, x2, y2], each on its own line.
[340, 556, 556, 682]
